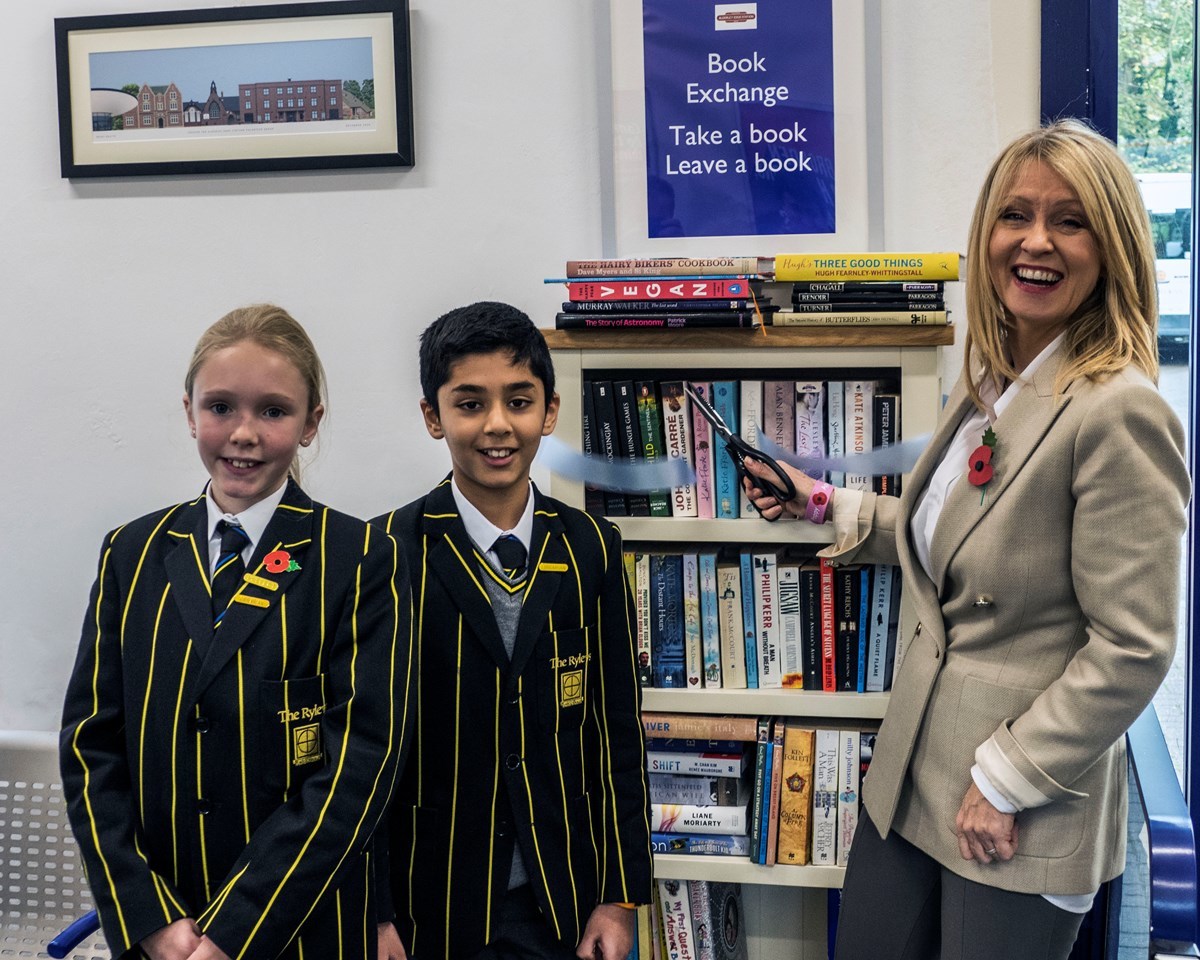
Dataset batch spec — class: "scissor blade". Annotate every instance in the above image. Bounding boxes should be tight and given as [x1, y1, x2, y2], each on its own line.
[683, 383, 733, 438]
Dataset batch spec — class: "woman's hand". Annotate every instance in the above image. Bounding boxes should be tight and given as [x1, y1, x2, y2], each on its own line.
[140, 919, 202, 960]
[378, 921, 408, 960]
[955, 782, 1018, 863]
[742, 457, 816, 520]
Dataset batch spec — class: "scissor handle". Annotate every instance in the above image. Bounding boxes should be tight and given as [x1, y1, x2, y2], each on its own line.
[728, 438, 796, 519]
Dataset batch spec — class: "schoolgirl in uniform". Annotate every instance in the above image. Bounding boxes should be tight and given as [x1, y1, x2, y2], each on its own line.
[60, 304, 413, 960]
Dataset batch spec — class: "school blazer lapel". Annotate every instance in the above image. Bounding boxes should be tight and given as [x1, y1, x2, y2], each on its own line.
[508, 501, 568, 681]
[926, 353, 1072, 594]
[191, 481, 314, 696]
[422, 484, 511, 670]
[164, 492, 218, 662]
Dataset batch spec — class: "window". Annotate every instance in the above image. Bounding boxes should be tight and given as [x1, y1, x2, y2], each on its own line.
[169, 91, 177, 102]
[264, 112, 271, 122]
[277, 100, 284, 109]
[310, 85, 317, 93]
[156, 96, 163, 109]
[329, 86, 336, 93]
[142, 102, 150, 112]
[287, 99, 294, 108]
[245, 100, 252, 109]
[311, 98, 317, 107]
[169, 114, 179, 125]
[170, 102, 178, 111]
[331, 97, 337, 105]
[142, 92, 149, 103]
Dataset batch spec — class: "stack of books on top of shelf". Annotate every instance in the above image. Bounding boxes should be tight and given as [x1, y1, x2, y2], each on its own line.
[554, 257, 776, 330]
[584, 377, 901, 520]
[641, 878, 747, 960]
[624, 553, 902, 693]
[773, 251, 962, 326]
[645, 712, 875, 868]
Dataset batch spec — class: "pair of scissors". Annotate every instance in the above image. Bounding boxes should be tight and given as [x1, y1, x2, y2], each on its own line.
[683, 383, 797, 520]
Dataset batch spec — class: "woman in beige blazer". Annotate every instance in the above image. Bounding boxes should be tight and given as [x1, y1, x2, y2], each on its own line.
[747, 120, 1190, 960]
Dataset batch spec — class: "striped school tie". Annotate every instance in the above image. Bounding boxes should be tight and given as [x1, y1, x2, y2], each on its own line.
[212, 519, 250, 627]
[491, 535, 527, 580]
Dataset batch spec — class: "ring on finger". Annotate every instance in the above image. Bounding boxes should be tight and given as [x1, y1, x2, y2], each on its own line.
[984, 846, 998, 857]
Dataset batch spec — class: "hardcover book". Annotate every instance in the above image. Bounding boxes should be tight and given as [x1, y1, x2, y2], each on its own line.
[582, 384, 604, 514]
[636, 381, 672, 517]
[657, 878, 698, 960]
[738, 381, 763, 517]
[689, 382, 717, 520]
[711, 381, 740, 519]
[635, 553, 653, 687]
[843, 380, 876, 492]
[776, 723, 815, 866]
[739, 554, 759, 688]
[774, 251, 963, 282]
[647, 751, 748, 777]
[649, 774, 747, 806]
[837, 729, 862, 866]
[818, 559, 837, 692]
[773, 309, 949, 326]
[690, 882, 748, 960]
[614, 380, 651, 515]
[660, 381, 699, 517]
[699, 553, 722, 687]
[567, 256, 771, 278]
[777, 563, 803, 689]
[794, 382, 826, 481]
[716, 564, 748, 689]
[566, 278, 762, 300]
[650, 554, 686, 688]
[642, 713, 759, 741]
[752, 553, 781, 688]
[651, 833, 752, 857]
[682, 553, 703, 689]
[651, 802, 751, 835]
[873, 393, 900, 496]
[811, 729, 839, 866]
[590, 380, 626, 516]
[825, 381, 845, 486]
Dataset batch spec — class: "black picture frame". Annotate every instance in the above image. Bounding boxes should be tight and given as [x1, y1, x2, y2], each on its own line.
[55, 0, 412, 178]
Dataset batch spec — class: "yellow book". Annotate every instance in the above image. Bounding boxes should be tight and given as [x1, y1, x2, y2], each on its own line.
[774, 309, 949, 326]
[775, 252, 963, 282]
[775, 723, 815, 866]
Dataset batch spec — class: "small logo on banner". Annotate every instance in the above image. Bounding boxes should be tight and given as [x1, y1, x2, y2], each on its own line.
[715, 3, 757, 29]
[560, 670, 584, 708]
[293, 723, 322, 765]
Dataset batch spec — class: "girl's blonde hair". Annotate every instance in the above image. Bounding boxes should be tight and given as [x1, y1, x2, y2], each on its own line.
[185, 304, 327, 483]
[964, 118, 1159, 407]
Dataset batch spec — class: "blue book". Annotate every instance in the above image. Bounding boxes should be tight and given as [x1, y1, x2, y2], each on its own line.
[699, 553, 721, 687]
[757, 725, 775, 863]
[856, 566, 872, 693]
[711, 381, 740, 519]
[739, 553, 759, 688]
[651, 554, 686, 687]
[651, 832, 753, 856]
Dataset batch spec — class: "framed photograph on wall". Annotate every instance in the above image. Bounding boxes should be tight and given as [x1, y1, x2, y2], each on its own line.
[55, 0, 412, 178]
[608, 0, 873, 254]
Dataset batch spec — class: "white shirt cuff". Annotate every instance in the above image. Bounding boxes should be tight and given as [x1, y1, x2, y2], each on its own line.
[970, 763, 1018, 814]
[974, 736, 1052, 811]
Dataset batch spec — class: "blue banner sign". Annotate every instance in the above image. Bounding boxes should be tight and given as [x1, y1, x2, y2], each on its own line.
[642, 0, 835, 238]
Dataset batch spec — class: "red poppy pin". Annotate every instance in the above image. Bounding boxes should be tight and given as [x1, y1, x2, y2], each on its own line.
[967, 426, 997, 488]
[264, 549, 300, 574]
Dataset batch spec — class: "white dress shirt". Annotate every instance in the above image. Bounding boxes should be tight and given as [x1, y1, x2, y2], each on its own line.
[450, 478, 535, 573]
[204, 481, 288, 576]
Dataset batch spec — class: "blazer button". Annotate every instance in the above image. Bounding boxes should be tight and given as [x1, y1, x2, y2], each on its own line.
[973, 596, 994, 608]
[508, 694, 520, 706]
[505, 753, 522, 770]
[197, 799, 212, 815]
[195, 716, 211, 733]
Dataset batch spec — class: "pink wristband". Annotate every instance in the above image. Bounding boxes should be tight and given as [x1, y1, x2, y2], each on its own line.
[805, 481, 834, 524]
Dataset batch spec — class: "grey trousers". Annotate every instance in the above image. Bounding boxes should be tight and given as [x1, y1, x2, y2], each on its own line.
[833, 809, 1087, 960]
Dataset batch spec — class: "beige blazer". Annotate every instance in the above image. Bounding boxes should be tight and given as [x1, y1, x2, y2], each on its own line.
[828, 352, 1189, 895]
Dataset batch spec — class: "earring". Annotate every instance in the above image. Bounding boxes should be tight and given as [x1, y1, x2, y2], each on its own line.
[301, 438, 311, 447]
[191, 429, 196, 438]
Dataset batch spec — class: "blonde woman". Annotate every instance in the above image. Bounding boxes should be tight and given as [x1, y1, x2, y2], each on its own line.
[746, 120, 1190, 959]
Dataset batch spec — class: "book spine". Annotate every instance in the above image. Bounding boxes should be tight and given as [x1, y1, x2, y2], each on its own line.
[856, 566, 872, 693]
[885, 569, 902, 690]
[682, 553, 703, 689]
[716, 564, 747, 689]
[649, 774, 743, 806]
[647, 752, 746, 777]
[777, 564, 803, 688]
[614, 381, 651, 515]
[773, 309, 949, 326]
[651, 833, 752, 856]
[825, 382, 845, 486]
[873, 393, 900, 496]
[785, 299, 945, 311]
[651, 738, 747, 754]
[650, 554, 686, 688]
[764, 380, 795, 454]
[636, 381, 672, 517]
[819, 558, 837, 692]
[689, 383, 716, 520]
[790, 280, 944, 293]
[711, 381, 740, 519]
[765, 717, 786, 865]
[811, 729, 839, 866]
[837, 730, 862, 866]
[566, 278, 760, 300]
[774, 252, 962, 282]
[581, 383, 604, 514]
[791, 290, 944, 303]
[637, 906, 653, 960]
[748, 719, 770, 862]
[642, 713, 759, 741]
[660, 381, 699, 517]
[568, 256, 764, 277]
[739, 554, 759, 688]
[699, 553, 722, 687]
[843, 380, 876, 491]
[652, 803, 751, 835]
[557, 312, 760, 329]
[776, 723, 815, 866]
[591, 381, 627, 516]
[688, 882, 715, 960]
[565, 298, 761, 312]
[836, 565, 860, 692]
[651, 895, 665, 960]
[865, 564, 892, 692]
[708, 885, 747, 960]
[794, 381, 826, 482]
[635, 553, 653, 687]
[753, 553, 781, 688]
[800, 565, 822, 691]
[656, 878, 698, 960]
[738, 382, 764, 517]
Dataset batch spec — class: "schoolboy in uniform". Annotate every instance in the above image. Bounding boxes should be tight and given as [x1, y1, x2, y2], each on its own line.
[374, 302, 652, 960]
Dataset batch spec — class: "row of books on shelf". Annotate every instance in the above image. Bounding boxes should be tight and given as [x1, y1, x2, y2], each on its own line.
[586, 377, 900, 519]
[624, 552, 902, 693]
[560, 253, 963, 282]
[633, 879, 747, 960]
[643, 713, 875, 868]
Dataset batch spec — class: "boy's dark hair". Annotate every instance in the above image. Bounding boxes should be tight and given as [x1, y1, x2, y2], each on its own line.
[419, 301, 556, 413]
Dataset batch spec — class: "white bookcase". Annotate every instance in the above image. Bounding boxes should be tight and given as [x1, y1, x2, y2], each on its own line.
[544, 325, 951, 960]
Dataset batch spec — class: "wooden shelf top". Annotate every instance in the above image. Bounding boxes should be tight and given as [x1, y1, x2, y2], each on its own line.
[541, 325, 955, 350]
[652, 853, 845, 887]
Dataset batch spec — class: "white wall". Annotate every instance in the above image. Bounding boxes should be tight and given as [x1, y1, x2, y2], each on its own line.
[0, 0, 1039, 732]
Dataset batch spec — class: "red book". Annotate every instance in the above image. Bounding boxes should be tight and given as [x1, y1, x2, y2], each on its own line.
[565, 278, 759, 301]
[819, 558, 837, 692]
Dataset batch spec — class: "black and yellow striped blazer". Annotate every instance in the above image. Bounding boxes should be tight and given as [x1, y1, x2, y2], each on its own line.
[60, 480, 414, 960]
[372, 480, 652, 960]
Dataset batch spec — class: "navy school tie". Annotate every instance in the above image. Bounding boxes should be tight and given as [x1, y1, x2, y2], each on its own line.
[491, 535, 527, 579]
[212, 519, 251, 627]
